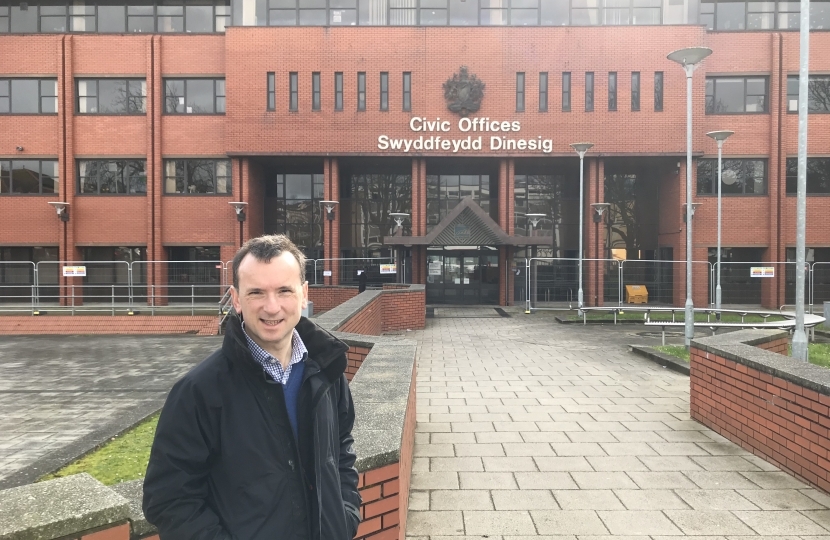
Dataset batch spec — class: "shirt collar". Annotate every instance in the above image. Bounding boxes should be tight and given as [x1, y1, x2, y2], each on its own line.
[241, 322, 308, 368]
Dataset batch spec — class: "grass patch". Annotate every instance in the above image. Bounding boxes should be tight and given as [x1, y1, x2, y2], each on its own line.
[566, 310, 786, 324]
[655, 345, 690, 362]
[41, 413, 159, 486]
[786, 342, 830, 368]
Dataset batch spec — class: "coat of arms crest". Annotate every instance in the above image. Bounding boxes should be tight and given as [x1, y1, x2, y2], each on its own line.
[443, 66, 485, 117]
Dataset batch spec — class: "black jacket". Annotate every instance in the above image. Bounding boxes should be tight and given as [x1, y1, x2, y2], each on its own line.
[142, 315, 361, 540]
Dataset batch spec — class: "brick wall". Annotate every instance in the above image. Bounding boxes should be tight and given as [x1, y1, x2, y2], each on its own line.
[346, 345, 371, 382]
[0, 316, 217, 335]
[309, 286, 359, 315]
[381, 290, 426, 333]
[690, 336, 830, 493]
[355, 360, 416, 540]
[338, 295, 384, 336]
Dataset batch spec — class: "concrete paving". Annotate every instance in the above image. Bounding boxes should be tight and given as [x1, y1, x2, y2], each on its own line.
[405, 309, 830, 539]
[0, 335, 221, 488]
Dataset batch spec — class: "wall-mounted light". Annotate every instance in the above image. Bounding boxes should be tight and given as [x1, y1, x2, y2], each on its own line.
[228, 201, 247, 222]
[682, 202, 703, 223]
[591, 202, 610, 224]
[48, 201, 70, 222]
[320, 200, 339, 221]
[390, 212, 410, 234]
[15, 146, 24, 152]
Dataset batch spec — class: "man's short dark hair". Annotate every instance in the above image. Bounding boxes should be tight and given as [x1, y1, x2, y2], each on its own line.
[232, 235, 307, 289]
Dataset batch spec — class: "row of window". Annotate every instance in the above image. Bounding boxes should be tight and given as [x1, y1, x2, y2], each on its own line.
[8, 0, 825, 32]
[269, 71, 411, 112]
[697, 158, 830, 195]
[517, 71, 663, 112]
[0, 0, 230, 34]
[0, 159, 231, 195]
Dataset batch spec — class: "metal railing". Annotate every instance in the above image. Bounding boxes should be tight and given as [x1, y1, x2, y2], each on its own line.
[0, 257, 406, 316]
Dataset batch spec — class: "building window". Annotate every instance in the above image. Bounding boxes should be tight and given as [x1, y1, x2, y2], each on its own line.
[402, 72, 411, 111]
[164, 78, 225, 114]
[164, 159, 231, 194]
[697, 0, 829, 30]
[787, 75, 830, 113]
[654, 71, 663, 111]
[516, 72, 525, 112]
[76, 79, 146, 114]
[312, 72, 321, 111]
[608, 72, 617, 111]
[697, 158, 767, 195]
[0, 160, 59, 194]
[77, 160, 147, 194]
[266, 173, 324, 258]
[631, 71, 640, 111]
[335, 72, 343, 111]
[380, 72, 388, 111]
[706, 76, 768, 114]
[0, 78, 57, 114]
[514, 173, 578, 238]
[289, 72, 298, 111]
[786, 158, 830, 195]
[539, 72, 548, 112]
[562, 72, 571, 111]
[0, 2, 231, 34]
[267, 72, 275, 110]
[357, 72, 366, 111]
[427, 173, 495, 230]
[585, 72, 594, 112]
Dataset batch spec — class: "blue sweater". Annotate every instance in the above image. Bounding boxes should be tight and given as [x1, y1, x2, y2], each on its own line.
[283, 360, 305, 440]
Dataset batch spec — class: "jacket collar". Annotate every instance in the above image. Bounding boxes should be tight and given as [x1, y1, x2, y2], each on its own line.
[223, 314, 349, 383]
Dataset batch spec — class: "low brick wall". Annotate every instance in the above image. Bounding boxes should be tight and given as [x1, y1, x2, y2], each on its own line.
[0, 316, 218, 336]
[691, 329, 830, 494]
[308, 285, 359, 315]
[339, 295, 384, 336]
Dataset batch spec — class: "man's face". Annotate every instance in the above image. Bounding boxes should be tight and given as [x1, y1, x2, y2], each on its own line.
[231, 252, 308, 355]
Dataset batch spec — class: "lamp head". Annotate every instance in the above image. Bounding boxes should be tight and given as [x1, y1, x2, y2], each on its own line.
[706, 130, 735, 144]
[228, 201, 248, 222]
[525, 213, 546, 228]
[48, 201, 70, 222]
[667, 46, 712, 67]
[389, 212, 410, 229]
[570, 142, 594, 156]
[320, 200, 338, 221]
[591, 203, 611, 223]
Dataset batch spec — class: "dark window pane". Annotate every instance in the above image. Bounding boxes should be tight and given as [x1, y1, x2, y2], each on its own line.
[716, 0, 746, 29]
[286, 174, 312, 198]
[186, 5, 213, 31]
[98, 79, 128, 113]
[11, 161, 40, 194]
[98, 5, 126, 32]
[10, 5, 37, 32]
[165, 80, 184, 113]
[186, 79, 215, 113]
[41, 161, 58, 194]
[11, 80, 38, 113]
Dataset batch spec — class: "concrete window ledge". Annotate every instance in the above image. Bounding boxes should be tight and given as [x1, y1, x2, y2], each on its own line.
[690, 329, 830, 493]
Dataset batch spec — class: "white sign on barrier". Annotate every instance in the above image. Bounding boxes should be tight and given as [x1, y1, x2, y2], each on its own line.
[751, 267, 775, 278]
[62, 266, 87, 277]
[380, 264, 397, 274]
[323, 270, 332, 277]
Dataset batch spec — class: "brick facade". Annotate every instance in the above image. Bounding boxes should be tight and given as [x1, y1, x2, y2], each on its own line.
[691, 335, 830, 493]
[3, 29, 830, 308]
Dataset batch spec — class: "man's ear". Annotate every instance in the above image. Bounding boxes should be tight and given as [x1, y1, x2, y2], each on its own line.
[301, 281, 309, 308]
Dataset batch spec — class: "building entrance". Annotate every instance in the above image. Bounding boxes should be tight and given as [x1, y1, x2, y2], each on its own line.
[426, 247, 499, 304]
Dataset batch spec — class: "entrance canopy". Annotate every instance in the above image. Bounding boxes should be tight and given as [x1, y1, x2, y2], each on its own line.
[383, 197, 551, 246]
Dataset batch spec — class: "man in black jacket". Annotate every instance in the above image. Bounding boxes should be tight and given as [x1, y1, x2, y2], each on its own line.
[143, 235, 361, 540]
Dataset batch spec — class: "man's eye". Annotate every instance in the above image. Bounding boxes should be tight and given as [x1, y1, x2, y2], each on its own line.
[279, 289, 293, 297]
[248, 291, 264, 297]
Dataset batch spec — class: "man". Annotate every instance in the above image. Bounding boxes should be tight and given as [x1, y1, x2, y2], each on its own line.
[143, 235, 361, 540]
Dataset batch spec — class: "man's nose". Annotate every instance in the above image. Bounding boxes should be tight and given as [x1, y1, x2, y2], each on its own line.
[262, 292, 282, 313]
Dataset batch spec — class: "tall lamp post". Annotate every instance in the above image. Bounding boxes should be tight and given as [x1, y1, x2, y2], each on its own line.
[570, 142, 594, 315]
[706, 130, 734, 320]
[667, 46, 712, 348]
[390, 213, 410, 283]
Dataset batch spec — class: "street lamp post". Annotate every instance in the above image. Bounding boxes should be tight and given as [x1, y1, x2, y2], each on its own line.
[668, 46, 712, 348]
[706, 130, 734, 320]
[570, 143, 594, 315]
[591, 203, 610, 306]
[525, 213, 546, 313]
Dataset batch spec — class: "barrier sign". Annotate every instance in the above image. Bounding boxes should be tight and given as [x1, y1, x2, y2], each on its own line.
[751, 267, 775, 278]
[379, 264, 397, 274]
[62, 266, 87, 277]
[323, 270, 332, 277]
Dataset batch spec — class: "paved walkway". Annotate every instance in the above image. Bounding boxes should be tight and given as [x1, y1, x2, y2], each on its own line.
[405, 310, 830, 538]
[0, 335, 220, 487]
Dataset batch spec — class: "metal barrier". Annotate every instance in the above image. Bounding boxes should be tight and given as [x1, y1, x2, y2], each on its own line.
[0, 262, 38, 313]
[713, 261, 799, 308]
[812, 262, 830, 307]
[314, 258, 397, 286]
[619, 259, 713, 307]
[133, 260, 225, 305]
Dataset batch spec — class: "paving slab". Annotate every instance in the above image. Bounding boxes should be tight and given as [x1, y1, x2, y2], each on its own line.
[404, 313, 830, 538]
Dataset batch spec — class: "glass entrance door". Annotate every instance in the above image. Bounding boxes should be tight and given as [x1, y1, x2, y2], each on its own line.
[426, 248, 499, 304]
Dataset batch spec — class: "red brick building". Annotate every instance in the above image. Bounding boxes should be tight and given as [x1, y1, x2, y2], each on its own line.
[2, 2, 829, 307]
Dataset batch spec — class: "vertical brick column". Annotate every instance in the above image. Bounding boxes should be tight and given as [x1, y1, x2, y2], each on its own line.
[498, 159, 508, 230]
[767, 33, 785, 309]
[151, 35, 167, 307]
[411, 158, 426, 285]
[586, 158, 606, 306]
[58, 36, 73, 306]
[144, 37, 157, 304]
[240, 157, 249, 246]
